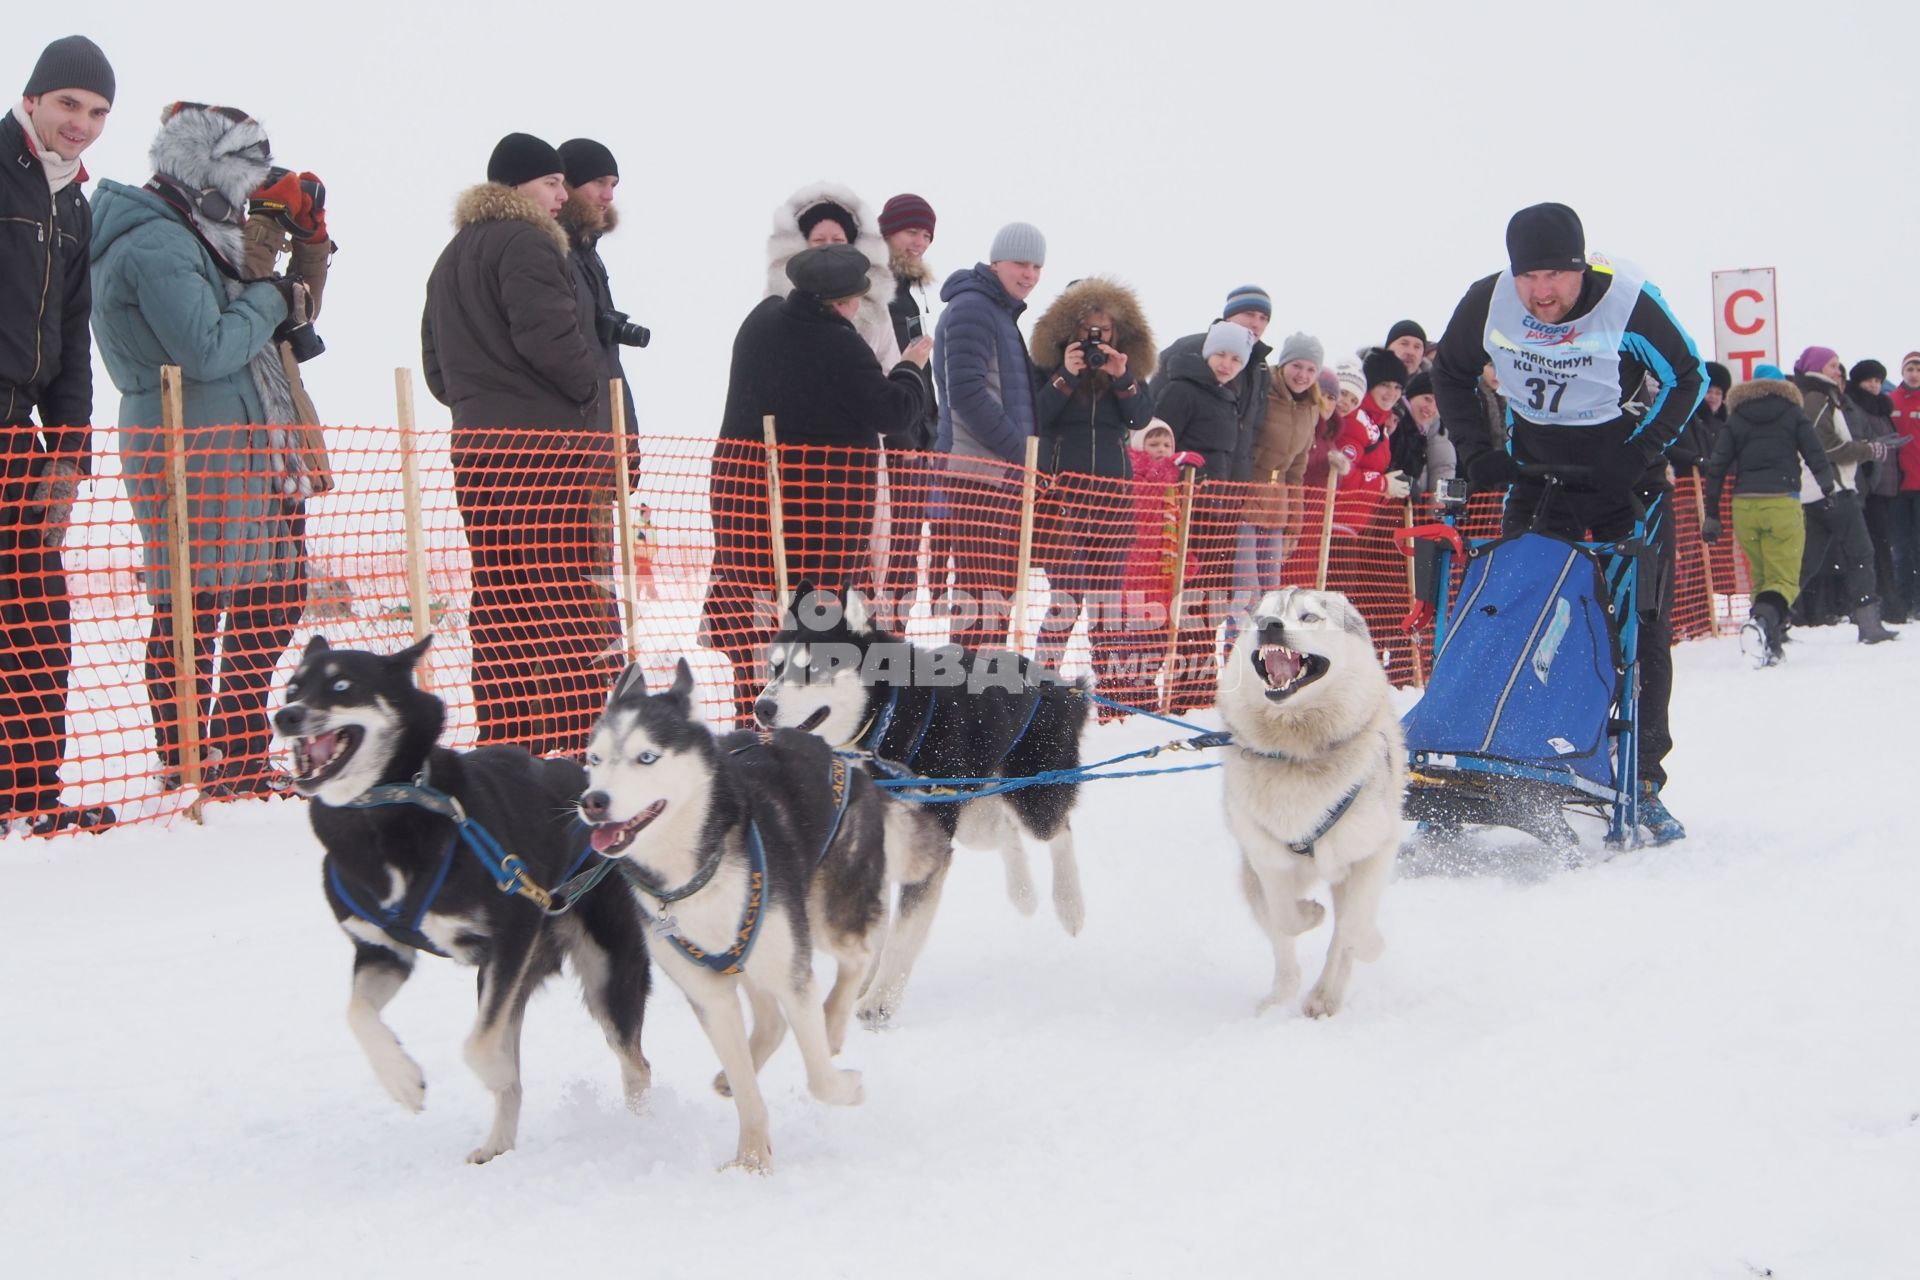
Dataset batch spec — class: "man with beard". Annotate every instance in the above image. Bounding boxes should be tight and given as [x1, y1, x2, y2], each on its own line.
[1432, 202, 1703, 845]
[2, 36, 116, 834]
[558, 138, 641, 452]
[875, 192, 939, 629]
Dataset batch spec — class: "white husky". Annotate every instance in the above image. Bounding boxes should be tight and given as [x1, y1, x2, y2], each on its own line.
[1217, 588, 1406, 1018]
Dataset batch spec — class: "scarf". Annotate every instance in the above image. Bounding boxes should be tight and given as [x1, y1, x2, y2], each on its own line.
[12, 103, 83, 195]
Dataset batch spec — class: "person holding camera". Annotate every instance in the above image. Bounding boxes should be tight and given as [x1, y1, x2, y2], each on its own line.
[1027, 277, 1156, 673]
[557, 138, 643, 456]
[90, 102, 314, 796]
[2, 36, 116, 833]
[423, 132, 610, 755]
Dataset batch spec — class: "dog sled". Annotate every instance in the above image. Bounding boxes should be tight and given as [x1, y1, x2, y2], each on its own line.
[1395, 466, 1659, 855]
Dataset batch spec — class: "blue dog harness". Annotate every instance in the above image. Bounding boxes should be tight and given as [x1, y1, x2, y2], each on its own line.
[325, 773, 593, 956]
[853, 680, 1046, 785]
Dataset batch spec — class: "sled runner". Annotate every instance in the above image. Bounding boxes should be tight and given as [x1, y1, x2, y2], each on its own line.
[1396, 467, 1657, 855]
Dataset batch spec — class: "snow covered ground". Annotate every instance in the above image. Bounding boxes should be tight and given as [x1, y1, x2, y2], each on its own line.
[3, 625, 1916, 1280]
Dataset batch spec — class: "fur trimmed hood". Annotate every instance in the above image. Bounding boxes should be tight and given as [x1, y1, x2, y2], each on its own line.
[764, 181, 899, 366]
[1029, 276, 1156, 381]
[1727, 377, 1802, 410]
[453, 182, 570, 256]
[148, 105, 274, 218]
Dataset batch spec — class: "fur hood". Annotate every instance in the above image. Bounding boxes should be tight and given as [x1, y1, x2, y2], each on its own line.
[890, 251, 935, 289]
[1028, 276, 1157, 381]
[148, 105, 274, 218]
[764, 181, 899, 365]
[1726, 378, 1801, 411]
[453, 182, 570, 257]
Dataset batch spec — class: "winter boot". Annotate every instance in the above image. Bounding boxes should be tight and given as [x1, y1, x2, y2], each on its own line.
[1637, 780, 1686, 846]
[1742, 591, 1788, 666]
[1853, 598, 1900, 644]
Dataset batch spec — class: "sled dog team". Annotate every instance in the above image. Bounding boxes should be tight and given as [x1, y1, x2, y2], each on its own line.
[276, 586, 1402, 1170]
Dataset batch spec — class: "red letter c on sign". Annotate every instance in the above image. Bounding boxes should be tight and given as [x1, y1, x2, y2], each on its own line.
[1725, 289, 1765, 336]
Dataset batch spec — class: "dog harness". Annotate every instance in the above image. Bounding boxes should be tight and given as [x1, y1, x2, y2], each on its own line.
[1235, 731, 1399, 860]
[326, 771, 594, 955]
[850, 681, 1046, 792]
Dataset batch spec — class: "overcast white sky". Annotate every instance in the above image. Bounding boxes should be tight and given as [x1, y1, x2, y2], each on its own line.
[37, 0, 1920, 437]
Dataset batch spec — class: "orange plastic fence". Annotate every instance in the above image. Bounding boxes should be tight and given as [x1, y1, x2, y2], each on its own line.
[2, 424, 1747, 835]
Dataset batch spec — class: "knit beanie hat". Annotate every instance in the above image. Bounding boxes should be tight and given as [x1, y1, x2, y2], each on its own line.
[1363, 348, 1407, 391]
[1903, 351, 1920, 372]
[1318, 367, 1342, 399]
[989, 221, 1046, 265]
[1385, 318, 1426, 346]
[558, 138, 617, 188]
[1849, 359, 1887, 386]
[1222, 284, 1272, 320]
[24, 35, 115, 103]
[1334, 360, 1365, 400]
[488, 133, 564, 187]
[1203, 320, 1256, 363]
[1405, 371, 1434, 400]
[1506, 202, 1586, 274]
[798, 200, 857, 243]
[879, 192, 936, 239]
[1705, 361, 1732, 394]
[1273, 331, 1324, 369]
[1753, 363, 1788, 382]
[1793, 345, 1840, 378]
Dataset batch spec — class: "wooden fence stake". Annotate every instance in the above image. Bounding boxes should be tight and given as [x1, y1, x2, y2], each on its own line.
[610, 378, 640, 660]
[762, 416, 790, 609]
[1161, 467, 1198, 713]
[1688, 477, 1724, 633]
[161, 366, 203, 822]
[394, 370, 435, 691]
[1012, 437, 1041, 655]
[1315, 469, 1339, 590]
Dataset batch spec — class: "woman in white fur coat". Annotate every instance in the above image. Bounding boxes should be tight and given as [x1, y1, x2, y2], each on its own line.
[764, 182, 901, 369]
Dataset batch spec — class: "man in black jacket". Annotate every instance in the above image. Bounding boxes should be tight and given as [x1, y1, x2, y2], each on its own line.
[557, 138, 641, 453]
[1431, 203, 1703, 844]
[704, 244, 931, 723]
[2, 36, 115, 834]
[875, 193, 940, 630]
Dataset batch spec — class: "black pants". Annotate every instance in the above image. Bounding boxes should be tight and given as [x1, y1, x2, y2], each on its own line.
[1861, 493, 1903, 618]
[1799, 491, 1876, 606]
[0, 445, 72, 817]
[1504, 476, 1676, 790]
[146, 506, 307, 781]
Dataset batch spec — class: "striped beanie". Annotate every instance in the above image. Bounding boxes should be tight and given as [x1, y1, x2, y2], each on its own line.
[1222, 284, 1272, 320]
[879, 193, 936, 239]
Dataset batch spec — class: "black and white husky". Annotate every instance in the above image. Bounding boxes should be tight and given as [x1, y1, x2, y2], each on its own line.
[754, 585, 1091, 1023]
[578, 659, 945, 1172]
[272, 636, 653, 1163]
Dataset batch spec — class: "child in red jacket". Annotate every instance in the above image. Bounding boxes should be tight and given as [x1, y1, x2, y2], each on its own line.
[1104, 421, 1202, 718]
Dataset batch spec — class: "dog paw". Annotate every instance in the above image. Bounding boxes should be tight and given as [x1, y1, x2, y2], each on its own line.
[812, 1068, 864, 1107]
[712, 1069, 734, 1098]
[1005, 873, 1038, 917]
[1053, 885, 1086, 937]
[1302, 987, 1344, 1019]
[372, 1052, 427, 1112]
[856, 997, 895, 1030]
[724, 1144, 773, 1175]
[466, 1140, 512, 1165]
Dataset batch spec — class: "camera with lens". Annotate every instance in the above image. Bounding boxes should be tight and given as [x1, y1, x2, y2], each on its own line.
[1079, 324, 1107, 370]
[1437, 475, 1472, 511]
[598, 309, 652, 349]
[269, 277, 326, 363]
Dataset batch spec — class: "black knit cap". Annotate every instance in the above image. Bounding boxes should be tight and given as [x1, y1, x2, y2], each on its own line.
[1363, 349, 1407, 391]
[798, 200, 857, 243]
[487, 133, 564, 188]
[1849, 358, 1888, 386]
[786, 243, 872, 299]
[1385, 318, 1426, 346]
[1405, 371, 1434, 399]
[1705, 361, 1732, 393]
[24, 35, 115, 104]
[1506, 202, 1586, 274]
[559, 138, 617, 188]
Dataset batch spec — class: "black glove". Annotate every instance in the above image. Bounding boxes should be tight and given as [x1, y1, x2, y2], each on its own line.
[1700, 515, 1721, 545]
[1467, 449, 1519, 489]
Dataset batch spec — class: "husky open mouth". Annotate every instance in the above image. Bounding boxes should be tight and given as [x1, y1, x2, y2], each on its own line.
[1251, 642, 1330, 701]
[588, 799, 668, 855]
[291, 726, 365, 790]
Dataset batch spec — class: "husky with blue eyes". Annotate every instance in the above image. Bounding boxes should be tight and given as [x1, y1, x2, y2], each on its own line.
[273, 635, 654, 1165]
[578, 658, 946, 1173]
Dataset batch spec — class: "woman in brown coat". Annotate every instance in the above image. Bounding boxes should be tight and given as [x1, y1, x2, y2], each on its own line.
[1238, 333, 1325, 606]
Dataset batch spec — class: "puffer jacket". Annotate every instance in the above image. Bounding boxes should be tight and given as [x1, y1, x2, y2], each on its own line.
[1890, 381, 1920, 493]
[1, 111, 93, 460]
[1703, 377, 1834, 508]
[421, 183, 602, 435]
[1846, 383, 1902, 498]
[1027, 276, 1156, 479]
[1333, 399, 1395, 492]
[1244, 381, 1321, 526]
[763, 182, 900, 369]
[934, 263, 1036, 477]
[1153, 350, 1241, 481]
